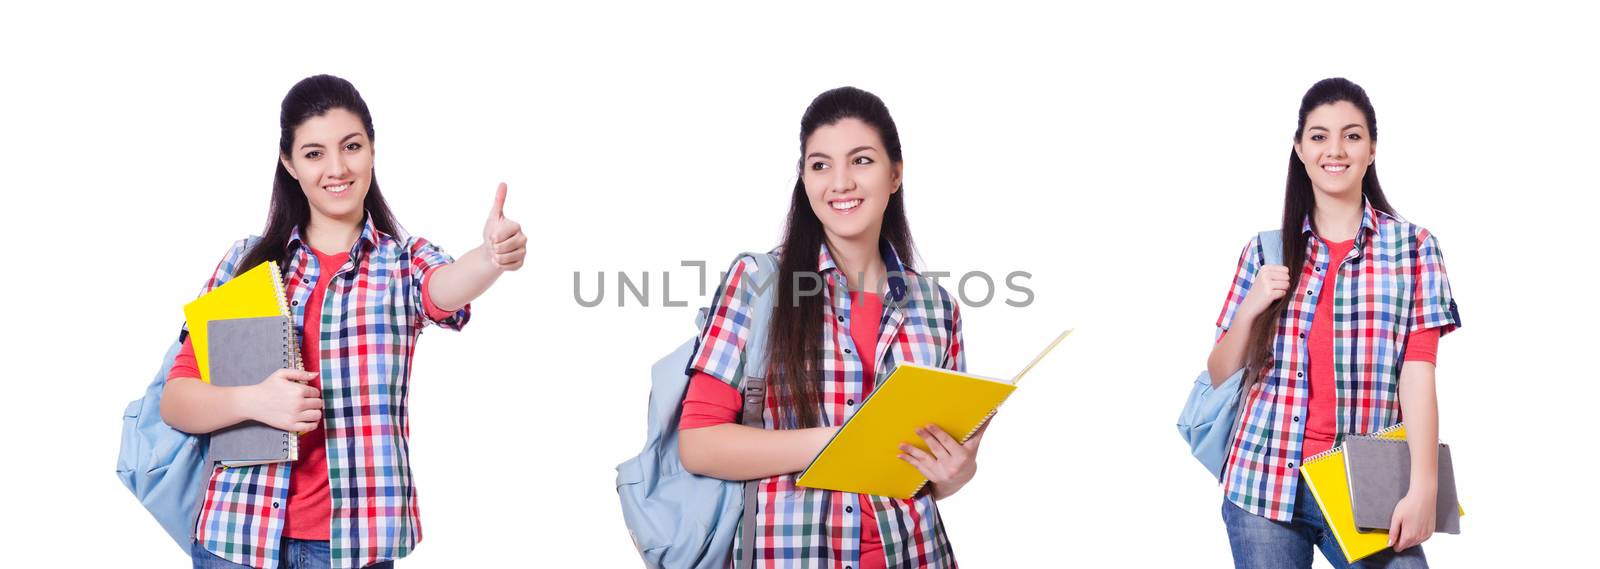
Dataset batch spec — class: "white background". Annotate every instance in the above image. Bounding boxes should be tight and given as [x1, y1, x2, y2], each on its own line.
[3, 2, 1595, 566]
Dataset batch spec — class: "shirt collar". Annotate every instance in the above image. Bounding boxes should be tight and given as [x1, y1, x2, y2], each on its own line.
[287, 210, 382, 260]
[816, 238, 910, 305]
[1300, 198, 1382, 246]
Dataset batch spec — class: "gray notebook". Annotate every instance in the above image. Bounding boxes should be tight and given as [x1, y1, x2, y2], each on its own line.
[1344, 435, 1460, 534]
[207, 316, 300, 467]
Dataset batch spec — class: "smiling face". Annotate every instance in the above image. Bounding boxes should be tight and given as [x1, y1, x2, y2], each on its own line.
[802, 118, 902, 247]
[279, 107, 373, 225]
[1295, 100, 1375, 199]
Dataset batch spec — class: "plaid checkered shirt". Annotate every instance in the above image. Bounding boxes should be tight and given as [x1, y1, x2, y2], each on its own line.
[691, 240, 965, 568]
[1215, 200, 1461, 522]
[188, 215, 468, 568]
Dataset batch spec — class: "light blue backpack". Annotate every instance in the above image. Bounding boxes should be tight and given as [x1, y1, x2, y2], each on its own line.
[1178, 230, 1282, 480]
[116, 328, 210, 553]
[616, 252, 777, 569]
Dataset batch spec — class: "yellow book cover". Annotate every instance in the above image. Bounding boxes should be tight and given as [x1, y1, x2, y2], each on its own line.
[795, 330, 1070, 499]
[181, 261, 294, 382]
[1299, 424, 1464, 563]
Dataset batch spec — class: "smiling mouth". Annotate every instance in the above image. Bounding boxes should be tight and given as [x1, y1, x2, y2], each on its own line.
[324, 182, 352, 194]
[1322, 164, 1349, 174]
[830, 199, 862, 212]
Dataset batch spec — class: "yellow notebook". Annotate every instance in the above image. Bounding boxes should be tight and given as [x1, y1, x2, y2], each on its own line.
[795, 329, 1071, 498]
[181, 261, 295, 382]
[1299, 424, 1464, 563]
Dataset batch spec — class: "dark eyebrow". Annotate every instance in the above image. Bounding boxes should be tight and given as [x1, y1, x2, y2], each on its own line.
[298, 132, 365, 151]
[1306, 124, 1367, 133]
[808, 146, 882, 161]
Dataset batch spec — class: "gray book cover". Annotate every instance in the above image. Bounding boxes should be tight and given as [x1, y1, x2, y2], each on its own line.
[206, 316, 299, 466]
[1344, 435, 1460, 534]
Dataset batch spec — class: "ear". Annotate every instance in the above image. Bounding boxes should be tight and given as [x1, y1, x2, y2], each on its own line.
[1367, 141, 1376, 164]
[891, 161, 904, 194]
[280, 154, 298, 181]
[1293, 140, 1308, 168]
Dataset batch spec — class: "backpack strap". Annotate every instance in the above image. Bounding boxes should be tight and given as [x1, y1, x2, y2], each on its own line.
[1258, 230, 1284, 266]
[735, 252, 779, 569]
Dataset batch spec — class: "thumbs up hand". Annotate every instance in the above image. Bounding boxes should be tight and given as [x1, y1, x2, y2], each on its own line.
[482, 182, 526, 272]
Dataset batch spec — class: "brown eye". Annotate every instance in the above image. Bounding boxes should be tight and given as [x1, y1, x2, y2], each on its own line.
[1346, 133, 1362, 141]
[852, 156, 874, 165]
[345, 142, 363, 151]
[304, 150, 322, 160]
[1309, 134, 1326, 142]
[811, 161, 829, 171]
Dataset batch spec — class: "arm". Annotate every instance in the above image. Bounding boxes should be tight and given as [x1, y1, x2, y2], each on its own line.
[679, 424, 840, 480]
[1206, 263, 1290, 386]
[1389, 360, 1440, 551]
[162, 239, 323, 435]
[161, 369, 322, 435]
[1389, 231, 1459, 551]
[426, 183, 527, 312]
[1206, 320, 1253, 385]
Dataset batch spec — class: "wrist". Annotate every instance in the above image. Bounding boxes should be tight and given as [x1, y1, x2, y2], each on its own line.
[1237, 303, 1265, 322]
[225, 384, 253, 425]
[1405, 480, 1438, 499]
[478, 243, 506, 273]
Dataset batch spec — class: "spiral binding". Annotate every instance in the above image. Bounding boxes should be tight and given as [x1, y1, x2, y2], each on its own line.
[268, 261, 304, 372]
[270, 261, 301, 461]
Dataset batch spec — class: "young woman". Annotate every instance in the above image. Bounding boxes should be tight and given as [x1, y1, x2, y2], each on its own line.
[1206, 78, 1460, 569]
[676, 87, 975, 568]
[160, 75, 526, 569]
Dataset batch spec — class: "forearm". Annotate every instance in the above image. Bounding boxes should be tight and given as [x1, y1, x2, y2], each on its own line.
[1397, 361, 1440, 495]
[160, 377, 249, 434]
[679, 423, 836, 481]
[426, 244, 502, 312]
[1206, 317, 1255, 386]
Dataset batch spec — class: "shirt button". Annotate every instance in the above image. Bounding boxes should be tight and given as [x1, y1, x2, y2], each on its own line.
[1287, 462, 1295, 469]
[846, 506, 854, 513]
[292, 300, 299, 306]
[1307, 290, 1313, 296]
[1297, 372, 1304, 377]
[844, 348, 852, 354]
[272, 501, 280, 508]
[1299, 333, 1305, 338]
[838, 315, 845, 322]
[302, 278, 310, 284]
[847, 399, 855, 406]
[1293, 416, 1300, 422]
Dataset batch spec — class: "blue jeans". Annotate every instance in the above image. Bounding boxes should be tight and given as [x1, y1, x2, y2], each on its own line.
[190, 538, 396, 569]
[1221, 478, 1428, 569]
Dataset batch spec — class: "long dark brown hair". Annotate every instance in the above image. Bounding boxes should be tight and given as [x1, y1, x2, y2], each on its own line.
[1242, 78, 1398, 391]
[768, 87, 916, 429]
[239, 74, 403, 274]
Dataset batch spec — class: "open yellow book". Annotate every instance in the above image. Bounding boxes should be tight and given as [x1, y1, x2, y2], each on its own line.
[795, 329, 1071, 499]
[181, 261, 296, 382]
[1299, 424, 1465, 563]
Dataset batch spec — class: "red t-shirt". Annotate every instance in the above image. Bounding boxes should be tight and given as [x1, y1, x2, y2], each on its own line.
[679, 290, 886, 569]
[169, 248, 454, 540]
